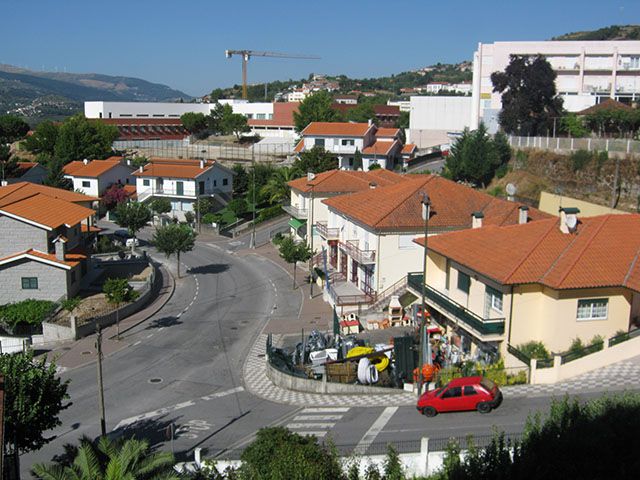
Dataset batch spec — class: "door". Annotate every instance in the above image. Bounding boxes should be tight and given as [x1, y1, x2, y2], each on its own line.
[157, 178, 164, 193]
[330, 243, 338, 269]
[176, 181, 184, 196]
[437, 386, 464, 412]
[340, 251, 347, 277]
[198, 181, 205, 195]
[362, 266, 373, 295]
[351, 259, 358, 284]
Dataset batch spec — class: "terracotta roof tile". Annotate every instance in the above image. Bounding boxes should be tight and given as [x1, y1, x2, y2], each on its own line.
[0, 249, 83, 269]
[294, 139, 305, 153]
[402, 144, 417, 154]
[375, 128, 400, 138]
[0, 193, 95, 229]
[301, 122, 373, 137]
[133, 159, 217, 179]
[287, 169, 405, 194]
[0, 182, 98, 206]
[362, 140, 397, 156]
[323, 175, 551, 232]
[418, 214, 640, 292]
[63, 157, 125, 178]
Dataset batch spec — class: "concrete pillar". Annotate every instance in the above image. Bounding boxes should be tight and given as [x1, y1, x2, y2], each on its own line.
[529, 358, 538, 384]
[421, 437, 430, 477]
[71, 316, 78, 340]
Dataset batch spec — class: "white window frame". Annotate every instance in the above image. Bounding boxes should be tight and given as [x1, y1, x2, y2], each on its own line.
[487, 286, 503, 313]
[577, 298, 609, 321]
[82, 180, 91, 188]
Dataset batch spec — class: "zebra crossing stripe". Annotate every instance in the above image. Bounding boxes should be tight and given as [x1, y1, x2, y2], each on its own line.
[293, 415, 343, 421]
[302, 407, 350, 413]
[287, 422, 335, 429]
[294, 431, 327, 437]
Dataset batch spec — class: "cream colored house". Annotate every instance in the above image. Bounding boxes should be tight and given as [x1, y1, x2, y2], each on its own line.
[411, 211, 640, 362]
[320, 175, 550, 309]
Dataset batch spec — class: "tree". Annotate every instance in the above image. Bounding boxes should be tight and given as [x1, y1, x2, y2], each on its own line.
[102, 184, 130, 210]
[397, 110, 410, 129]
[221, 110, 250, 141]
[443, 124, 509, 186]
[560, 113, 589, 137]
[0, 115, 29, 144]
[232, 164, 249, 196]
[32, 436, 179, 480]
[150, 197, 172, 217]
[152, 223, 197, 278]
[226, 197, 248, 218]
[353, 148, 363, 171]
[53, 114, 118, 162]
[292, 146, 338, 177]
[22, 120, 59, 156]
[368, 162, 382, 170]
[43, 158, 73, 190]
[277, 235, 313, 289]
[239, 427, 343, 480]
[491, 55, 563, 136]
[0, 351, 69, 477]
[260, 167, 294, 204]
[181, 112, 209, 138]
[344, 103, 375, 124]
[114, 201, 152, 243]
[128, 155, 149, 168]
[103, 277, 136, 339]
[293, 90, 340, 133]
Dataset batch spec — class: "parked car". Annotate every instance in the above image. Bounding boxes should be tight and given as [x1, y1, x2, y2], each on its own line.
[125, 237, 140, 248]
[417, 376, 502, 417]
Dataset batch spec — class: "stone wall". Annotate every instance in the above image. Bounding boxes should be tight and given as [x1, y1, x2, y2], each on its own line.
[0, 216, 49, 257]
[0, 259, 68, 304]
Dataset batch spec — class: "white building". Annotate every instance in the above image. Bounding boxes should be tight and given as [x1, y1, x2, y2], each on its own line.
[133, 159, 234, 220]
[408, 96, 472, 149]
[387, 100, 411, 112]
[471, 40, 640, 131]
[63, 157, 135, 197]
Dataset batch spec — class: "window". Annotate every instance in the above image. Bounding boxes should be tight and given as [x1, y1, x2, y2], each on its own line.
[314, 138, 325, 148]
[21, 277, 38, 289]
[487, 286, 503, 313]
[256, 113, 266, 120]
[246, 114, 253, 119]
[213, 180, 217, 187]
[223, 178, 228, 186]
[82, 180, 90, 188]
[143, 179, 150, 187]
[463, 386, 477, 396]
[341, 139, 355, 146]
[441, 386, 462, 399]
[577, 299, 608, 320]
[457, 272, 470, 294]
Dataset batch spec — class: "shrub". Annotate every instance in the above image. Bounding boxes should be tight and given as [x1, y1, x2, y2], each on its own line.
[272, 232, 285, 246]
[201, 213, 217, 225]
[506, 370, 528, 385]
[256, 205, 283, 223]
[570, 149, 592, 172]
[184, 211, 195, 224]
[488, 185, 505, 197]
[495, 164, 510, 179]
[609, 329, 630, 346]
[96, 235, 122, 254]
[0, 299, 57, 328]
[61, 296, 81, 313]
[517, 341, 551, 360]
[569, 337, 585, 354]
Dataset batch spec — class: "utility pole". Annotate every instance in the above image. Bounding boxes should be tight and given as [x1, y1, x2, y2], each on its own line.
[250, 147, 256, 248]
[418, 192, 431, 396]
[307, 173, 316, 298]
[96, 326, 107, 437]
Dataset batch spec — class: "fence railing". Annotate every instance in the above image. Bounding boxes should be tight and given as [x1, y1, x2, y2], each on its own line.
[315, 221, 339, 239]
[508, 135, 640, 154]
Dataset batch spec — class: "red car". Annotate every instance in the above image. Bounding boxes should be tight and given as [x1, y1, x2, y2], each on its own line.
[417, 376, 502, 417]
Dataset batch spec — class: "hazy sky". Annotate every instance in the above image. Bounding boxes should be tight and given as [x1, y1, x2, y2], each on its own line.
[1, 0, 638, 96]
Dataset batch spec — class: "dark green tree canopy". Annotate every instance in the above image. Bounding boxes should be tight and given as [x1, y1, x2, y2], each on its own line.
[293, 91, 340, 133]
[180, 112, 208, 136]
[114, 201, 152, 237]
[277, 235, 313, 289]
[0, 115, 30, 143]
[491, 55, 563, 136]
[149, 197, 172, 215]
[293, 146, 338, 176]
[152, 223, 197, 278]
[22, 121, 59, 156]
[52, 114, 119, 162]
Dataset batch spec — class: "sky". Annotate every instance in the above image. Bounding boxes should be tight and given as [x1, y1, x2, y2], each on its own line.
[1, 0, 639, 97]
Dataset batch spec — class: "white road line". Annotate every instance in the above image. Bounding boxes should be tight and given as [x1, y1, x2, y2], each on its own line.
[200, 386, 244, 401]
[132, 341, 141, 346]
[302, 407, 350, 413]
[113, 400, 196, 430]
[354, 407, 398, 455]
[286, 423, 335, 429]
[294, 431, 327, 437]
[158, 327, 165, 331]
[293, 415, 343, 421]
[146, 334, 153, 338]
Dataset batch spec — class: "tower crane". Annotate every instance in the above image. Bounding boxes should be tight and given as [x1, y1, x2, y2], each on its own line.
[224, 50, 320, 99]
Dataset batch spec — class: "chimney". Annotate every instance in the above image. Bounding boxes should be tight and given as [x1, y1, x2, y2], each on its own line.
[83, 158, 89, 165]
[559, 207, 580, 234]
[368, 118, 373, 126]
[126, 158, 131, 166]
[1, 180, 7, 187]
[518, 205, 529, 224]
[53, 235, 67, 261]
[471, 211, 484, 229]
[139, 165, 143, 173]
[369, 182, 377, 189]
[199, 160, 205, 169]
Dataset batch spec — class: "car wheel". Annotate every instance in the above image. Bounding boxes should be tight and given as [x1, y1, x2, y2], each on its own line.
[423, 406, 437, 417]
[477, 402, 492, 414]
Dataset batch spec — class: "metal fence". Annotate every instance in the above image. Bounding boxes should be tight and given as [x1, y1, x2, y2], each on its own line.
[508, 135, 640, 155]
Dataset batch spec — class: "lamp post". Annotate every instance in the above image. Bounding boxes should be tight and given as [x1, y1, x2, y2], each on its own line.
[307, 172, 316, 298]
[250, 146, 256, 249]
[418, 192, 431, 396]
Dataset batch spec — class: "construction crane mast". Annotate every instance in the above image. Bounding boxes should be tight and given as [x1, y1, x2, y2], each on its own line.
[224, 50, 320, 99]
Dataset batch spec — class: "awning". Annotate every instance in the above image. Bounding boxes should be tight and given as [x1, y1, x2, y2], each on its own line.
[288, 218, 307, 230]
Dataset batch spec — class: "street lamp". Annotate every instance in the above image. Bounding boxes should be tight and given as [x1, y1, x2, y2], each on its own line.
[418, 192, 431, 396]
[307, 172, 316, 298]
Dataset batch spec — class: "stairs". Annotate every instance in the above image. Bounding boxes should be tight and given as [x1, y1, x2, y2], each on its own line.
[364, 275, 409, 313]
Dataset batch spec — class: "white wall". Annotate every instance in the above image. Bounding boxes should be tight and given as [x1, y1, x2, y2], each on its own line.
[410, 96, 472, 131]
[71, 177, 99, 197]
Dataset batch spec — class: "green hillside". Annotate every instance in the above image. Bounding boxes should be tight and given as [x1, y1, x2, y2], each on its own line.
[552, 25, 640, 41]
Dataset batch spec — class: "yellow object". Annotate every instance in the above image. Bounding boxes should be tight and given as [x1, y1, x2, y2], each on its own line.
[347, 346, 389, 372]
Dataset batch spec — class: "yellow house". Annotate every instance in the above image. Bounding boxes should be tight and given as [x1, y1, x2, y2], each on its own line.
[412, 211, 640, 363]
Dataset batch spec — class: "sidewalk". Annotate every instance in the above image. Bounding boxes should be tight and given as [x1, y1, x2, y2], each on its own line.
[43, 261, 176, 371]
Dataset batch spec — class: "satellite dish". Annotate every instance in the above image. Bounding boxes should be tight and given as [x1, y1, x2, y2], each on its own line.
[565, 214, 578, 230]
[506, 183, 517, 196]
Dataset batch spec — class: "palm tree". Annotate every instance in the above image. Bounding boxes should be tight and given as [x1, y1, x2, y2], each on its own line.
[32, 436, 179, 480]
[260, 167, 294, 205]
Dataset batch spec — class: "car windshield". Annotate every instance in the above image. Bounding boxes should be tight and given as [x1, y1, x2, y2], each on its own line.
[480, 378, 496, 391]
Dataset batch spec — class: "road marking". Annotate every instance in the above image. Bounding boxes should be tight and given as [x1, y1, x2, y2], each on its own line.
[354, 407, 398, 455]
[286, 422, 335, 429]
[146, 334, 153, 338]
[132, 341, 141, 346]
[158, 327, 165, 331]
[302, 407, 350, 413]
[200, 386, 244, 401]
[293, 431, 327, 437]
[113, 386, 244, 431]
[293, 415, 343, 421]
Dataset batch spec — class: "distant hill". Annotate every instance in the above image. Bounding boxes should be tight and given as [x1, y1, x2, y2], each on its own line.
[552, 25, 640, 41]
[0, 64, 192, 122]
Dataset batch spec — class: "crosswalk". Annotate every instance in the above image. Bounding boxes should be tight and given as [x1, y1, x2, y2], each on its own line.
[286, 407, 349, 438]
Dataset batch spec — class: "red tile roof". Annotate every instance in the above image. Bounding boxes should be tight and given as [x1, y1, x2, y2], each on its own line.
[301, 122, 373, 137]
[98, 118, 184, 126]
[0, 182, 98, 206]
[323, 175, 550, 232]
[418, 214, 640, 292]
[63, 157, 126, 178]
[0, 249, 84, 269]
[362, 140, 398, 156]
[0, 193, 95, 230]
[374, 105, 400, 116]
[133, 158, 217, 179]
[294, 139, 305, 153]
[402, 144, 417, 154]
[576, 98, 633, 116]
[375, 128, 400, 138]
[288, 169, 405, 194]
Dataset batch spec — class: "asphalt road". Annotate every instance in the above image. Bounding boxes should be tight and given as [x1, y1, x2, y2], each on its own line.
[20, 222, 637, 475]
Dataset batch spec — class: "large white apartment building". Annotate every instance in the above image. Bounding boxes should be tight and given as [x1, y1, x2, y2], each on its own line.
[471, 40, 640, 131]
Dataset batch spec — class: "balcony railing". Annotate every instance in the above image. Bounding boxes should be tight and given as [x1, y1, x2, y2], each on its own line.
[139, 187, 222, 198]
[316, 221, 339, 239]
[341, 240, 376, 264]
[282, 204, 308, 219]
[407, 273, 505, 336]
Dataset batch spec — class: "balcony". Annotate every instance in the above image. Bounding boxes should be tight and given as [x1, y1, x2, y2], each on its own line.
[316, 221, 339, 239]
[341, 240, 376, 264]
[282, 204, 308, 220]
[407, 273, 505, 337]
[139, 187, 221, 200]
